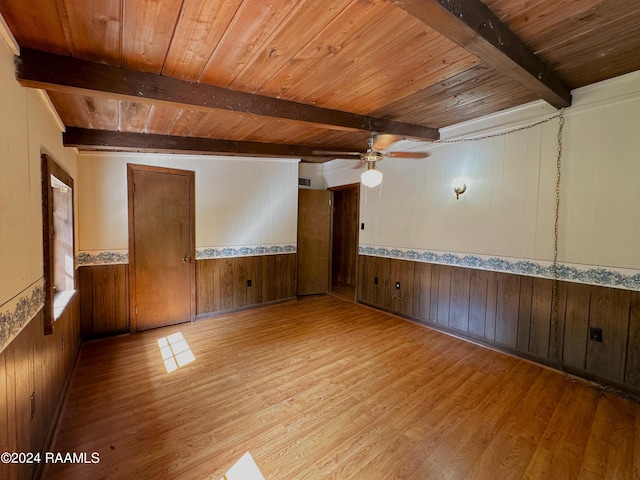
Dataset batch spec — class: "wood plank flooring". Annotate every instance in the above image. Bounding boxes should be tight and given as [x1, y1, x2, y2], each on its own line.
[329, 281, 356, 302]
[43, 296, 640, 480]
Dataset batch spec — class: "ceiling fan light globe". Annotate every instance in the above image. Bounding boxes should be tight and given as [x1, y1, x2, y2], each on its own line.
[361, 168, 383, 188]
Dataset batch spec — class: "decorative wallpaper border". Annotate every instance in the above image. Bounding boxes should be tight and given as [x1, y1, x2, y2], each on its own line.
[77, 245, 297, 265]
[77, 250, 129, 266]
[359, 245, 640, 291]
[0, 279, 45, 353]
[196, 244, 296, 259]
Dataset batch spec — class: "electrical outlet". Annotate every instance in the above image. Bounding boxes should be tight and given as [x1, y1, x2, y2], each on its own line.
[247, 279, 252, 287]
[589, 327, 603, 342]
[395, 282, 401, 290]
[374, 276, 379, 285]
[361, 223, 365, 230]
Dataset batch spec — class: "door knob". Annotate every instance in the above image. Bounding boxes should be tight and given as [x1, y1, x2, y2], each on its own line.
[182, 256, 191, 263]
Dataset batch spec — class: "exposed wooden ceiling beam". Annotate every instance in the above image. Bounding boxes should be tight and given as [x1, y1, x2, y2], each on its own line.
[16, 48, 439, 141]
[390, 0, 571, 108]
[63, 127, 361, 162]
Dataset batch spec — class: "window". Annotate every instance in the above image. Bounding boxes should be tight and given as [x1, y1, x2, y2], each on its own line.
[42, 154, 75, 334]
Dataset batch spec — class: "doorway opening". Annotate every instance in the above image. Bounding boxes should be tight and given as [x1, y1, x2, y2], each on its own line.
[329, 184, 360, 302]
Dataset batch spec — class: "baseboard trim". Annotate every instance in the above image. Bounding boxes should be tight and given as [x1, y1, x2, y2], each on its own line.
[195, 297, 297, 321]
[33, 337, 83, 480]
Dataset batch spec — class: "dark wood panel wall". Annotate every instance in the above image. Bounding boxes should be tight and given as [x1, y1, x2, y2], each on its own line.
[357, 255, 640, 394]
[196, 253, 297, 317]
[78, 264, 129, 338]
[0, 297, 80, 480]
[78, 253, 297, 337]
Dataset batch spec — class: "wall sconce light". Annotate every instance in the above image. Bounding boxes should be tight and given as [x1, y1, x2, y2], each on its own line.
[361, 162, 383, 188]
[452, 177, 467, 200]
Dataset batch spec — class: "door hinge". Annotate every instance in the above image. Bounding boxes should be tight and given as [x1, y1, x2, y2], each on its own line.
[132, 183, 136, 193]
[135, 306, 138, 315]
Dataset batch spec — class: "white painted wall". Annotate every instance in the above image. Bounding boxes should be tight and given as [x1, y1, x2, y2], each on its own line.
[0, 26, 78, 350]
[0, 37, 77, 308]
[77, 153, 299, 253]
[358, 103, 560, 260]
[338, 70, 640, 273]
[298, 162, 326, 190]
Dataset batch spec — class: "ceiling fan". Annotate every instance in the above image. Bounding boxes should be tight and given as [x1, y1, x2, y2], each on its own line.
[355, 132, 430, 187]
[358, 132, 428, 161]
[310, 132, 430, 186]
[314, 132, 429, 161]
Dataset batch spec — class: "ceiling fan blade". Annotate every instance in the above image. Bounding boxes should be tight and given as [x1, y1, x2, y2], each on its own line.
[384, 151, 430, 158]
[373, 134, 402, 150]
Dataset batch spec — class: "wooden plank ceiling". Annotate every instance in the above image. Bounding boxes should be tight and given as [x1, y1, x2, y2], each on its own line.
[1, 0, 640, 160]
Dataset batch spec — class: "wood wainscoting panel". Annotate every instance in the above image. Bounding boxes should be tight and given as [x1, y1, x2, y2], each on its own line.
[357, 255, 639, 395]
[0, 346, 10, 480]
[220, 257, 234, 311]
[246, 255, 261, 306]
[106, 253, 299, 321]
[516, 276, 534, 351]
[356, 252, 368, 304]
[392, 259, 414, 317]
[380, 257, 394, 311]
[233, 257, 248, 309]
[562, 282, 591, 370]
[412, 262, 433, 321]
[364, 254, 379, 307]
[196, 254, 296, 318]
[2, 325, 21, 479]
[449, 266, 471, 333]
[484, 271, 499, 342]
[0, 297, 81, 480]
[495, 272, 521, 348]
[529, 278, 553, 358]
[363, 256, 380, 307]
[468, 268, 489, 338]
[435, 263, 452, 326]
[78, 264, 129, 338]
[428, 263, 441, 324]
[375, 256, 389, 308]
[195, 258, 219, 314]
[275, 253, 296, 300]
[586, 286, 631, 382]
[261, 254, 277, 304]
[626, 291, 640, 387]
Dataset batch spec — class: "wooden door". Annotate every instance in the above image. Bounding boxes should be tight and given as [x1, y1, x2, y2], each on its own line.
[297, 189, 331, 295]
[128, 164, 195, 332]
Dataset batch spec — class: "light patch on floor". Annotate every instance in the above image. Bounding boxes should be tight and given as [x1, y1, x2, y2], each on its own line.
[157, 332, 195, 373]
[220, 451, 266, 480]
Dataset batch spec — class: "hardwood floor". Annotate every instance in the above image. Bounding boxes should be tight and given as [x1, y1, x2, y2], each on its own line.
[329, 281, 356, 302]
[44, 296, 640, 480]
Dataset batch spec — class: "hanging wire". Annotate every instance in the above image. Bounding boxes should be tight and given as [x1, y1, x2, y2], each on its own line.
[550, 111, 637, 403]
[421, 112, 565, 145]
[551, 110, 565, 367]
